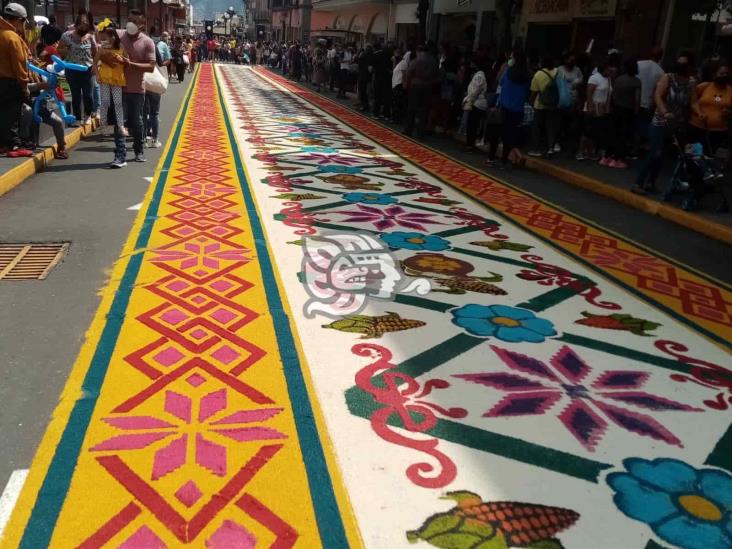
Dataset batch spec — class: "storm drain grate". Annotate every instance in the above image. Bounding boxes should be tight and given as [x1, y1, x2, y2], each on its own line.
[0, 243, 69, 280]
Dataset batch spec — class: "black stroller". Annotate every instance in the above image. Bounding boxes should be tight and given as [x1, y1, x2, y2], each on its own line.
[662, 128, 730, 212]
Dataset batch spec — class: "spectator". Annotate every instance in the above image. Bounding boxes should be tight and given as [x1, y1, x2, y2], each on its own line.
[356, 44, 374, 111]
[557, 52, 583, 151]
[109, 9, 155, 168]
[528, 55, 560, 157]
[371, 42, 392, 119]
[637, 46, 665, 143]
[496, 50, 531, 168]
[462, 57, 488, 152]
[1, 2, 33, 157]
[632, 53, 697, 195]
[312, 40, 328, 92]
[403, 45, 439, 138]
[578, 60, 612, 163]
[94, 19, 127, 136]
[60, 9, 97, 125]
[21, 65, 68, 158]
[690, 61, 732, 155]
[338, 45, 354, 98]
[41, 14, 62, 47]
[609, 58, 641, 166]
[391, 49, 410, 123]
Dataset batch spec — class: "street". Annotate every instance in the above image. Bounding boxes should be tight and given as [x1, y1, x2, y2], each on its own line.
[0, 63, 730, 548]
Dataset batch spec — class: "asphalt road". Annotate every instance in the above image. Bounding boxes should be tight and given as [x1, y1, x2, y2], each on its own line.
[0, 76, 191, 490]
[0, 65, 730, 501]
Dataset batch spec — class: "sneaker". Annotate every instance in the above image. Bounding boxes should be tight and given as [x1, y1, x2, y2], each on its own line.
[610, 159, 628, 169]
[6, 147, 34, 158]
[108, 157, 127, 168]
[527, 150, 543, 157]
[575, 153, 585, 161]
[152, 140, 162, 148]
[599, 157, 612, 166]
[553, 143, 561, 152]
[134, 154, 147, 163]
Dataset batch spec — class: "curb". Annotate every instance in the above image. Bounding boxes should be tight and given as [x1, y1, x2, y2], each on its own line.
[524, 157, 732, 246]
[0, 121, 96, 199]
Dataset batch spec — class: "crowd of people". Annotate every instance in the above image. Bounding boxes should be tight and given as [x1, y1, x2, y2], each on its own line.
[1, 2, 731, 199]
[255, 38, 732, 200]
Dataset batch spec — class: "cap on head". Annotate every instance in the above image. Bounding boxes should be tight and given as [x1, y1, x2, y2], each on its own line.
[3, 2, 28, 19]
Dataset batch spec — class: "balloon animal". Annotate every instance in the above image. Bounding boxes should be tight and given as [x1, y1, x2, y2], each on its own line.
[26, 55, 89, 125]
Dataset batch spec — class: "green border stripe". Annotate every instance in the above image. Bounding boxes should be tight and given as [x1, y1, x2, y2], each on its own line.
[19, 72, 198, 548]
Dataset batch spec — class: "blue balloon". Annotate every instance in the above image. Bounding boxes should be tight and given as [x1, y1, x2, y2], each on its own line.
[26, 57, 88, 125]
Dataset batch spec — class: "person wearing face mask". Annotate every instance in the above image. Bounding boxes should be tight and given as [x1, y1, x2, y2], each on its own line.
[0, 3, 35, 157]
[632, 54, 697, 195]
[107, 9, 155, 168]
[60, 9, 97, 126]
[689, 62, 732, 156]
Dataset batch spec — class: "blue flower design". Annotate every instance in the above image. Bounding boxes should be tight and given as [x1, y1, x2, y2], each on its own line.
[319, 165, 363, 174]
[450, 304, 557, 343]
[343, 192, 398, 205]
[381, 231, 451, 251]
[607, 458, 732, 549]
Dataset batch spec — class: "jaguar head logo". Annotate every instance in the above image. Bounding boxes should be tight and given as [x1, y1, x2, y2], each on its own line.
[301, 232, 430, 318]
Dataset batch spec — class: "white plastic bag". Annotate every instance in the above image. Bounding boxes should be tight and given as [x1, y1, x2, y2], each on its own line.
[144, 65, 168, 95]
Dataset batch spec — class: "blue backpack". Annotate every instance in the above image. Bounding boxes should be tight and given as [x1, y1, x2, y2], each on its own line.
[557, 73, 573, 108]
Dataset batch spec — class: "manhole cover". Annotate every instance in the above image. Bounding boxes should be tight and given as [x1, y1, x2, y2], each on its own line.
[0, 243, 69, 280]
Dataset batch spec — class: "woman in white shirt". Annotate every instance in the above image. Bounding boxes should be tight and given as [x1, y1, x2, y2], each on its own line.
[337, 46, 354, 98]
[462, 59, 488, 151]
[577, 60, 612, 161]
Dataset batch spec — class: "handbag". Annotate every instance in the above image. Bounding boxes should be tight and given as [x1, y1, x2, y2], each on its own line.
[182, 54, 190, 66]
[144, 65, 169, 95]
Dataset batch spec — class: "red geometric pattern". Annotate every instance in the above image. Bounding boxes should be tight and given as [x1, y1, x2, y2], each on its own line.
[79, 65, 300, 547]
[256, 68, 732, 339]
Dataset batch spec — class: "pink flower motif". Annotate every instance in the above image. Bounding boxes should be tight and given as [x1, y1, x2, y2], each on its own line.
[170, 181, 233, 197]
[326, 204, 448, 232]
[454, 345, 703, 452]
[91, 389, 286, 479]
[151, 239, 250, 271]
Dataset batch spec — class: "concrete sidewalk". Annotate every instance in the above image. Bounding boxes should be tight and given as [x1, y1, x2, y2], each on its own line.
[524, 153, 732, 245]
[0, 120, 96, 198]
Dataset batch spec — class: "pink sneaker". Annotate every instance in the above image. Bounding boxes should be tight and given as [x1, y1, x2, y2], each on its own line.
[599, 157, 612, 166]
[610, 159, 628, 169]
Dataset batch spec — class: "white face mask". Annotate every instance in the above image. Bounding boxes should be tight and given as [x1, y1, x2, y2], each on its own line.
[126, 22, 139, 35]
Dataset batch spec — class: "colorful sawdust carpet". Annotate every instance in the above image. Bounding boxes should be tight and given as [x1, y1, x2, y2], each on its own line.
[3, 63, 731, 549]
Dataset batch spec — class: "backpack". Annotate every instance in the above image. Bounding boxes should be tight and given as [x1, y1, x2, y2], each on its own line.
[539, 69, 559, 108]
[556, 72, 573, 108]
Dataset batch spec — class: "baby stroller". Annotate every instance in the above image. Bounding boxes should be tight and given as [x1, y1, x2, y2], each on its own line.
[663, 129, 730, 212]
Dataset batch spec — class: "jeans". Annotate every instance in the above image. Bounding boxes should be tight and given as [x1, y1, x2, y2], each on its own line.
[634, 123, 667, 188]
[404, 86, 432, 137]
[357, 74, 370, 109]
[92, 74, 100, 112]
[372, 76, 391, 117]
[0, 77, 23, 148]
[65, 68, 94, 121]
[611, 106, 635, 159]
[114, 92, 145, 159]
[145, 92, 161, 141]
[531, 108, 559, 152]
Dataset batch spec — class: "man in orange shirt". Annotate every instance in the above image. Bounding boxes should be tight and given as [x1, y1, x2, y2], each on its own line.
[0, 3, 34, 157]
